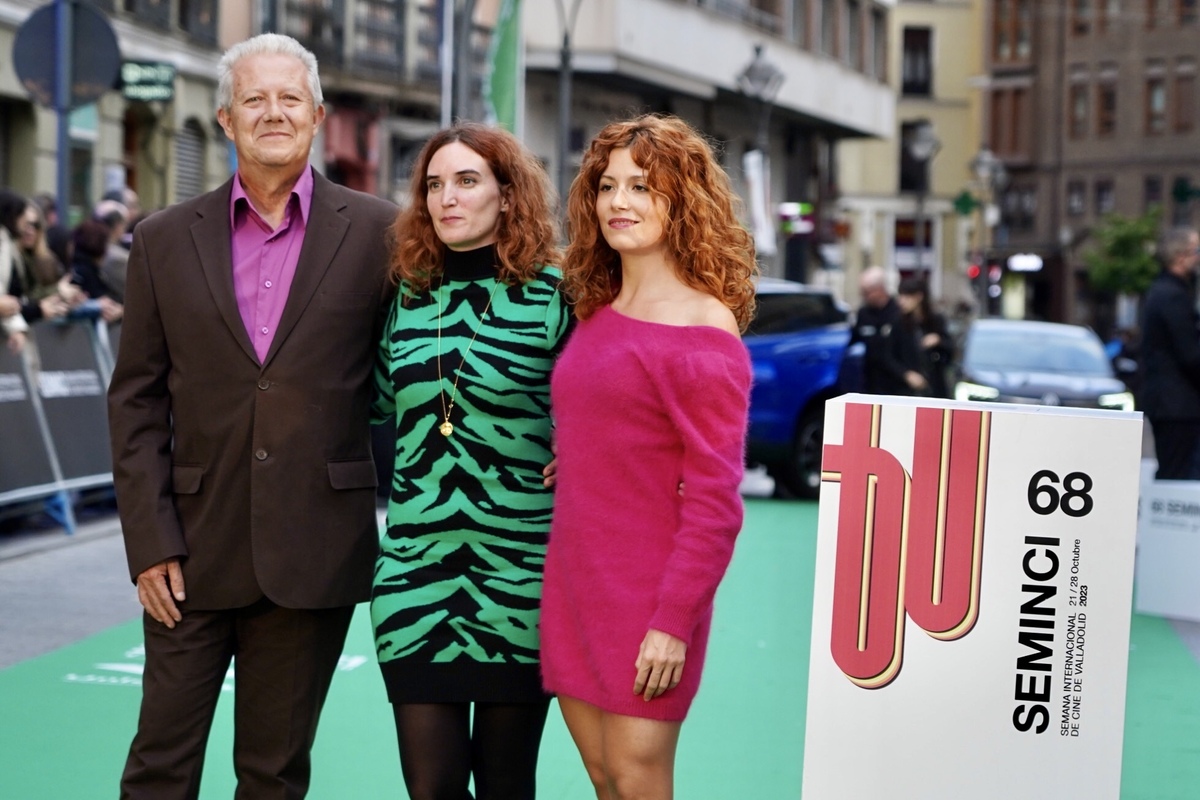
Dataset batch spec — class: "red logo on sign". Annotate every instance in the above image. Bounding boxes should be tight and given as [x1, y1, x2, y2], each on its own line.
[821, 403, 991, 688]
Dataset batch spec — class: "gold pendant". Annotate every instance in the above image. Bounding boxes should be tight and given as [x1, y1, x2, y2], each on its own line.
[439, 421, 454, 437]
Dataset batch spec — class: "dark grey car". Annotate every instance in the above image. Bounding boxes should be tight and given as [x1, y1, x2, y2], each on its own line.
[954, 319, 1134, 411]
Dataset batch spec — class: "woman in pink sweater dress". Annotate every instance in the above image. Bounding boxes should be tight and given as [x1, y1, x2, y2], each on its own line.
[540, 114, 756, 799]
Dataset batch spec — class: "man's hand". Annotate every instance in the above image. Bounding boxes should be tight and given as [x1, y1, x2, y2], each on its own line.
[0, 295, 20, 317]
[633, 628, 687, 701]
[136, 558, 186, 628]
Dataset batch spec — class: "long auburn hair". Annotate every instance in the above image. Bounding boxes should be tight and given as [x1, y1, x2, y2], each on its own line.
[562, 114, 757, 331]
[389, 122, 560, 292]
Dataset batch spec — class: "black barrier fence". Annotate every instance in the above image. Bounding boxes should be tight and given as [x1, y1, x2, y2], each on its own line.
[0, 318, 119, 533]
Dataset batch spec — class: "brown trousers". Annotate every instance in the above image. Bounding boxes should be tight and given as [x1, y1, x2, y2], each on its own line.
[120, 598, 355, 800]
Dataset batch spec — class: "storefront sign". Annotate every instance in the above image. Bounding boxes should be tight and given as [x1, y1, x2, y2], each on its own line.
[803, 396, 1141, 799]
[121, 61, 176, 103]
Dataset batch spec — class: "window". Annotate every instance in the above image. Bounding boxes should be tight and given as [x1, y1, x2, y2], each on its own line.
[821, 0, 838, 57]
[847, 1, 862, 69]
[1173, 174, 1193, 223]
[1182, 0, 1198, 24]
[1098, 82, 1117, 136]
[1070, 83, 1090, 138]
[794, 0, 809, 47]
[1099, 0, 1121, 30]
[123, 0, 171, 28]
[995, 0, 1012, 60]
[1145, 175, 1164, 210]
[353, 0, 403, 69]
[1147, 76, 1167, 134]
[1072, 0, 1092, 35]
[870, 7, 887, 80]
[902, 28, 933, 96]
[1016, 0, 1032, 58]
[995, 0, 1034, 60]
[989, 88, 1028, 156]
[180, 0, 217, 44]
[1002, 185, 1037, 232]
[1095, 179, 1115, 215]
[1176, 61, 1196, 132]
[1068, 180, 1086, 216]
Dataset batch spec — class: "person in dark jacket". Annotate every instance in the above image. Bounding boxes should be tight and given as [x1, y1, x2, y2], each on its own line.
[1140, 226, 1200, 480]
[851, 265, 928, 395]
[897, 276, 954, 398]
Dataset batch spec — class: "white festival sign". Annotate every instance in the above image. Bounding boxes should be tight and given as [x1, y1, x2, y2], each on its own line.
[802, 395, 1141, 800]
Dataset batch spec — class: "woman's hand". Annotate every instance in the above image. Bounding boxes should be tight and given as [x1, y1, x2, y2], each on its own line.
[5, 330, 27, 354]
[39, 294, 69, 320]
[56, 276, 86, 307]
[633, 628, 687, 701]
[542, 435, 557, 488]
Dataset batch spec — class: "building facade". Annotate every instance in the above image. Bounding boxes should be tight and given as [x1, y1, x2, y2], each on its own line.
[975, 1, 1200, 330]
[0, 0, 245, 219]
[836, 0, 986, 314]
[522, 0, 896, 282]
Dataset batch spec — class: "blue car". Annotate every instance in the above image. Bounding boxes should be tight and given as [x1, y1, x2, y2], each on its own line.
[744, 278, 862, 498]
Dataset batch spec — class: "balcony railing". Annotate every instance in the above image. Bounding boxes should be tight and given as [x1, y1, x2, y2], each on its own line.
[706, 0, 784, 36]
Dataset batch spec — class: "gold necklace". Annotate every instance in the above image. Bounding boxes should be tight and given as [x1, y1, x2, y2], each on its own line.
[434, 274, 501, 437]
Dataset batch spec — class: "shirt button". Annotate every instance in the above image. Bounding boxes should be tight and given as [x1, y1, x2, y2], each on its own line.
[257, 378, 270, 390]
[261, 326, 269, 335]
[265, 280, 272, 288]
[255, 449, 268, 461]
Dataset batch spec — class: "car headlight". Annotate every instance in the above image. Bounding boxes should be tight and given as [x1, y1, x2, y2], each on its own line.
[1098, 391, 1135, 412]
[955, 381, 1000, 401]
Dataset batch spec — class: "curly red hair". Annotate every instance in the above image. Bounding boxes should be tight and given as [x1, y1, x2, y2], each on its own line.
[563, 114, 758, 331]
[389, 122, 560, 291]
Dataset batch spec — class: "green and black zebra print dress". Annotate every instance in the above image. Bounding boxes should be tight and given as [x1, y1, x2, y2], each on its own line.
[370, 244, 571, 703]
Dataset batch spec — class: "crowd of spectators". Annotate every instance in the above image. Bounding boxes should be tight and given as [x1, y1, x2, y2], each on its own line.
[0, 187, 145, 354]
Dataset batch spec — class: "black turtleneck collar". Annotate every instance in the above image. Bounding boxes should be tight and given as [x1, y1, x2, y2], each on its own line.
[443, 244, 499, 282]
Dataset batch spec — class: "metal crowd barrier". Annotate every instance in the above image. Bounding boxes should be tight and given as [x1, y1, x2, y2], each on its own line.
[0, 317, 119, 534]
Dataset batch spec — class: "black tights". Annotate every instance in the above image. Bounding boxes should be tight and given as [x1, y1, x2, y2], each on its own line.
[392, 700, 551, 800]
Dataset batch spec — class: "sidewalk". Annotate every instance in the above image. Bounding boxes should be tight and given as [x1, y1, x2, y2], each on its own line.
[0, 509, 141, 671]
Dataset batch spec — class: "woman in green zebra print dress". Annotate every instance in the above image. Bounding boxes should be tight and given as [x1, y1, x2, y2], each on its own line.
[371, 122, 569, 799]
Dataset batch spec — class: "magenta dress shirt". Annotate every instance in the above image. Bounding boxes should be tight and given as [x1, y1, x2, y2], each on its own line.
[229, 167, 314, 362]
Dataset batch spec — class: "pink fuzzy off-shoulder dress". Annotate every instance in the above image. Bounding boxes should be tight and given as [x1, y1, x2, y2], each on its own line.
[540, 304, 752, 721]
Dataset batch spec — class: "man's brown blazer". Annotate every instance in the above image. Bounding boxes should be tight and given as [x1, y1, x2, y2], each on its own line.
[108, 170, 396, 610]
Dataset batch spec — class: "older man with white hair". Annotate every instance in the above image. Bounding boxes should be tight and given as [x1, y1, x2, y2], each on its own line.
[851, 265, 928, 395]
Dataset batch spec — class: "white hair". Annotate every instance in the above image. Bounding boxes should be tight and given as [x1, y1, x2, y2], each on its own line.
[217, 33, 323, 113]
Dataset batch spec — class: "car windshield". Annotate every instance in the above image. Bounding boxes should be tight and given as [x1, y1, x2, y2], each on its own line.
[964, 327, 1113, 376]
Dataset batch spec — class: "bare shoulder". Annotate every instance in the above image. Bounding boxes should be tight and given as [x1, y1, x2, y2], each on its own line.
[688, 293, 740, 337]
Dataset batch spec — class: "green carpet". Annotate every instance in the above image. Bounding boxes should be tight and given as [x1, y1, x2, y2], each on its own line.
[1, 499, 1197, 798]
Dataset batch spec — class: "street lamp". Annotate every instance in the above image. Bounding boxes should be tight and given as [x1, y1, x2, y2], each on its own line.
[737, 45, 785, 272]
[738, 44, 785, 154]
[554, 0, 585, 212]
[969, 145, 1009, 315]
[905, 121, 941, 277]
